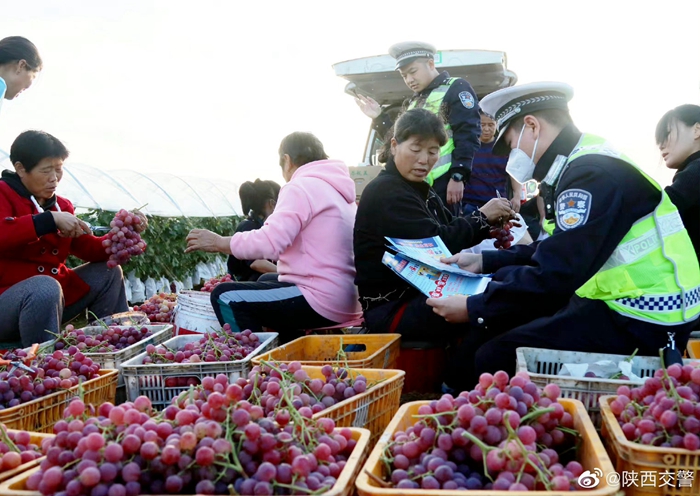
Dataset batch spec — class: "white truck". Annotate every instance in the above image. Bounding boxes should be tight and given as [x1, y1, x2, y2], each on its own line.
[333, 49, 518, 198]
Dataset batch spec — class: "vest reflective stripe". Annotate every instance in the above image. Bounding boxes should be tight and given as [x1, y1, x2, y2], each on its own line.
[569, 134, 700, 325]
[408, 78, 457, 186]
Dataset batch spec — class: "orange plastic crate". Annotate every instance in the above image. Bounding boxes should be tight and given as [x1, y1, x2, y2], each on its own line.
[601, 395, 700, 496]
[0, 370, 118, 433]
[252, 334, 401, 370]
[301, 366, 404, 446]
[687, 340, 700, 359]
[0, 431, 53, 485]
[0, 428, 371, 496]
[356, 398, 620, 496]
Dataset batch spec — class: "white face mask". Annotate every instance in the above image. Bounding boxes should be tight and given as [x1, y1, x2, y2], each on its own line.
[506, 125, 539, 183]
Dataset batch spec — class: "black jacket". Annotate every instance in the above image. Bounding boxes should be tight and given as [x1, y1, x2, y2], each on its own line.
[372, 71, 481, 178]
[665, 150, 700, 262]
[467, 124, 663, 333]
[226, 217, 265, 281]
[353, 158, 491, 310]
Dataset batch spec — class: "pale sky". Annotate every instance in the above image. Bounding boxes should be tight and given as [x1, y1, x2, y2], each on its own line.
[1, 0, 699, 191]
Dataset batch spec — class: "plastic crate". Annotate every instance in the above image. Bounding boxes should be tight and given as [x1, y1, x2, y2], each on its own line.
[121, 332, 279, 407]
[516, 347, 697, 428]
[687, 340, 700, 359]
[356, 398, 620, 496]
[0, 427, 370, 496]
[600, 395, 700, 496]
[35, 325, 174, 387]
[302, 366, 405, 445]
[0, 431, 53, 484]
[252, 334, 401, 369]
[0, 370, 118, 433]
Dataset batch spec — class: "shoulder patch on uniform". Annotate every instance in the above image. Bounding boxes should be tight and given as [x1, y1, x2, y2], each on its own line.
[458, 91, 474, 109]
[556, 189, 592, 231]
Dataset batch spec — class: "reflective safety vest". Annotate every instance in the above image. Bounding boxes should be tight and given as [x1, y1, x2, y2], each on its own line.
[408, 78, 457, 186]
[556, 134, 700, 325]
[542, 219, 555, 236]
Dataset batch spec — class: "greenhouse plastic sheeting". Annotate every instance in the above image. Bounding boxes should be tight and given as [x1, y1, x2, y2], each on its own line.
[0, 155, 242, 217]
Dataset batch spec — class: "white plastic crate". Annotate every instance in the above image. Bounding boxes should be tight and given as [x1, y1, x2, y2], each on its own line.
[121, 331, 278, 407]
[35, 324, 174, 387]
[516, 347, 696, 428]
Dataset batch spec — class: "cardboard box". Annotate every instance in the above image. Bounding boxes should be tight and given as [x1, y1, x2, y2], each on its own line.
[349, 166, 383, 201]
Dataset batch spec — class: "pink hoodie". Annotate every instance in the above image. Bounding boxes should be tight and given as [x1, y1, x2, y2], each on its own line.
[229, 159, 362, 324]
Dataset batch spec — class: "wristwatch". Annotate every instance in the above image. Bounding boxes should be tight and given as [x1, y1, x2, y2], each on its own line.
[451, 172, 465, 183]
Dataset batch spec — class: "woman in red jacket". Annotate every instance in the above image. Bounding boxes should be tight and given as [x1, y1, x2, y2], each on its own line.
[0, 130, 147, 346]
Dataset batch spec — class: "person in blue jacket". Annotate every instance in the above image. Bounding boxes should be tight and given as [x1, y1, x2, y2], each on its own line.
[355, 41, 481, 213]
[427, 82, 700, 391]
[0, 37, 42, 111]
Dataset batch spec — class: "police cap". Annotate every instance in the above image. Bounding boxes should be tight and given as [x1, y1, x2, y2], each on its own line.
[388, 41, 436, 70]
[480, 82, 574, 156]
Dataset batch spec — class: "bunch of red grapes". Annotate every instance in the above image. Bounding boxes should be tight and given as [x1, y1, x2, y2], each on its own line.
[143, 326, 260, 365]
[379, 371, 585, 491]
[0, 349, 101, 409]
[0, 425, 43, 472]
[28, 387, 361, 495]
[102, 209, 147, 269]
[201, 274, 233, 292]
[611, 362, 700, 450]
[133, 293, 177, 323]
[490, 221, 515, 250]
[179, 362, 371, 419]
[54, 324, 153, 353]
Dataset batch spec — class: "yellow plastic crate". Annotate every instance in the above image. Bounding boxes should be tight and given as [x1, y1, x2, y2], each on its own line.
[0, 428, 371, 496]
[601, 395, 700, 496]
[0, 370, 118, 433]
[0, 431, 53, 485]
[252, 334, 401, 370]
[302, 366, 404, 446]
[356, 398, 620, 496]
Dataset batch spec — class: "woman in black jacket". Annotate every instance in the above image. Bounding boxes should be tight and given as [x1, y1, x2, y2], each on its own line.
[354, 108, 514, 336]
[227, 179, 280, 281]
[656, 104, 700, 262]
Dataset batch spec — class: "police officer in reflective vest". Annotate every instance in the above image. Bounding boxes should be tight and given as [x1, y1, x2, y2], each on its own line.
[355, 41, 481, 211]
[425, 82, 700, 390]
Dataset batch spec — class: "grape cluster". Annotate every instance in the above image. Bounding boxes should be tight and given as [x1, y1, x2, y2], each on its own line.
[170, 361, 371, 422]
[490, 221, 514, 250]
[29, 382, 361, 495]
[611, 362, 700, 450]
[102, 209, 147, 269]
[201, 274, 233, 292]
[0, 425, 43, 472]
[54, 325, 153, 353]
[133, 293, 177, 323]
[143, 326, 260, 365]
[0, 349, 101, 409]
[246, 362, 369, 417]
[378, 371, 586, 491]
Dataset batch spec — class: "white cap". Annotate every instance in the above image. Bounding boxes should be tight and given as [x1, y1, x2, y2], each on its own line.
[480, 82, 574, 155]
[388, 41, 436, 70]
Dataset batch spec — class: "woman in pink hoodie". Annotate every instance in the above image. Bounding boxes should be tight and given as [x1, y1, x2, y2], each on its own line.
[186, 132, 362, 339]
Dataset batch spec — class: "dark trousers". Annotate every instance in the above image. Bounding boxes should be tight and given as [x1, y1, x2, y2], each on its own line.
[211, 280, 336, 341]
[446, 295, 696, 392]
[432, 174, 463, 218]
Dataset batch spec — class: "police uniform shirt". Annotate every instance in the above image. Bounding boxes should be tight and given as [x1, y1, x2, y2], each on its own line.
[372, 71, 481, 177]
[465, 123, 662, 332]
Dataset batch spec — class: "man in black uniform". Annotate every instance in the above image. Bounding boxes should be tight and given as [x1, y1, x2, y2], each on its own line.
[426, 82, 700, 391]
[355, 41, 481, 212]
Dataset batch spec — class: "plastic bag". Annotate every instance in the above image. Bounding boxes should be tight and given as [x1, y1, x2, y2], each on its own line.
[182, 276, 193, 290]
[124, 279, 132, 304]
[144, 277, 156, 299]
